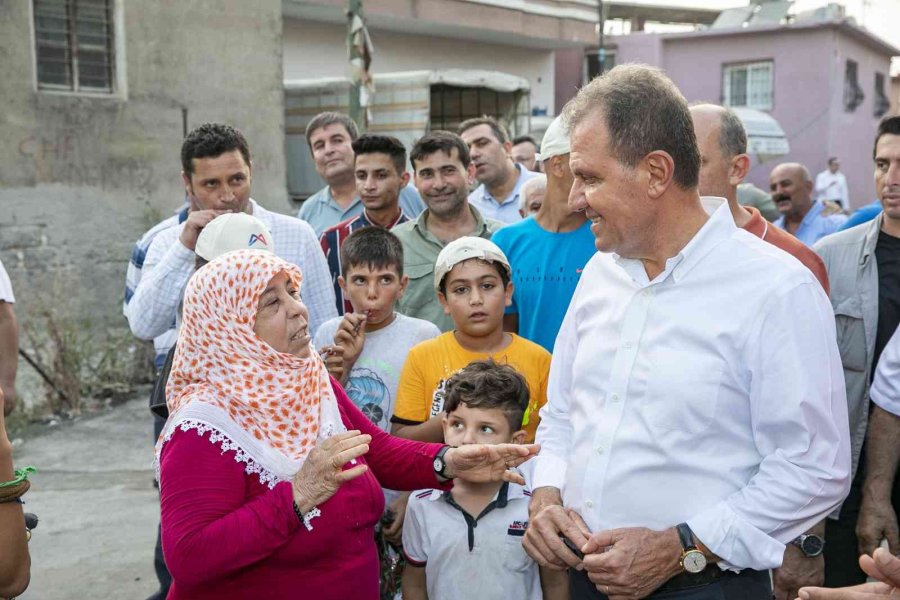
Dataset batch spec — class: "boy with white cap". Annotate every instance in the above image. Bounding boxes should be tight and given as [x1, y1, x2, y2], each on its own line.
[390, 236, 550, 443]
[491, 114, 596, 352]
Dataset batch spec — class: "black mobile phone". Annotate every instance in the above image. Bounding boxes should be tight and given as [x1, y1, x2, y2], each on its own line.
[561, 536, 584, 560]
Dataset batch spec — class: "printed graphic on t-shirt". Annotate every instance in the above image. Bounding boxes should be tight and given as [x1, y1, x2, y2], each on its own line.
[345, 367, 390, 429]
[507, 520, 528, 537]
[429, 377, 452, 418]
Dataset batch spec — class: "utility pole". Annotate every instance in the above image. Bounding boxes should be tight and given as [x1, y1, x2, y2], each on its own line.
[597, 0, 606, 76]
[347, 0, 363, 128]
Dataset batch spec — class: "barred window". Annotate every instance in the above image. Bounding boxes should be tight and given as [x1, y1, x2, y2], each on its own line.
[33, 0, 115, 93]
[722, 61, 773, 110]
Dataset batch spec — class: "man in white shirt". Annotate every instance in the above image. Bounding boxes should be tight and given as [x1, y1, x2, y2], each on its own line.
[459, 117, 539, 224]
[816, 158, 850, 208]
[522, 64, 851, 600]
[126, 123, 336, 347]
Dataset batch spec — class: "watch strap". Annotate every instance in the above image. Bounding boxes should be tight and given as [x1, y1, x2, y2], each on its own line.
[435, 445, 451, 478]
[676, 523, 696, 551]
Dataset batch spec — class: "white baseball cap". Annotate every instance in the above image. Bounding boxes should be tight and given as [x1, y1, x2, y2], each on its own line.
[433, 236, 511, 292]
[195, 212, 274, 262]
[540, 114, 570, 161]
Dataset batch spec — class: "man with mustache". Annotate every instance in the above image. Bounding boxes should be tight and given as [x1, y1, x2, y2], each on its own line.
[459, 117, 540, 224]
[770, 162, 846, 246]
[813, 115, 900, 588]
[393, 131, 503, 332]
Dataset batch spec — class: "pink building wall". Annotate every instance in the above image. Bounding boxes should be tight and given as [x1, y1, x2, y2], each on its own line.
[569, 23, 898, 210]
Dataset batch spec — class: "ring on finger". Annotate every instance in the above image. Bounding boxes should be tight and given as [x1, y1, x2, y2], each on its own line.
[604, 585, 610, 596]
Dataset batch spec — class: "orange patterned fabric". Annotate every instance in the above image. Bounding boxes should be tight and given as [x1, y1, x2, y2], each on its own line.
[155, 249, 344, 486]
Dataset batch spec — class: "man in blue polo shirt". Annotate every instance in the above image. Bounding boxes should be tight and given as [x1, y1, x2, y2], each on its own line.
[491, 114, 595, 352]
[771, 162, 846, 246]
[459, 116, 538, 224]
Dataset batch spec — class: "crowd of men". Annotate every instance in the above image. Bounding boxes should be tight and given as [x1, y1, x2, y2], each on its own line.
[99, 62, 900, 600]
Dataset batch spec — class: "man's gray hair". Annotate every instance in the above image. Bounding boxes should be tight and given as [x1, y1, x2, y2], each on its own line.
[564, 64, 700, 190]
[305, 112, 359, 150]
[717, 107, 748, 160]
[519, 174, 547, 212]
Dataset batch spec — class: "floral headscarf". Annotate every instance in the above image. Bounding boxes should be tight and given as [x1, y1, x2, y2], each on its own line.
[154, 249, 345, 487]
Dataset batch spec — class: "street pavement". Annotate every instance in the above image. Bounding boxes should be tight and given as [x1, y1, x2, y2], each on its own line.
[15, 393, 159, 599]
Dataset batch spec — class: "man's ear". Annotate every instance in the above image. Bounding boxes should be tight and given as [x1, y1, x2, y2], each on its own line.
[337, 275, 347, 294]
[466, 162, 477, 186]
[400, 172, 411, 188]
[437, 290, 451, 315]
[503, 140, 513, 156]
[511, 429, 527, 444]
[643, 151, 676, 199]
[398, 274, 410, 297]
[548, 155, 565, 179]
[729, 154, 751, 187]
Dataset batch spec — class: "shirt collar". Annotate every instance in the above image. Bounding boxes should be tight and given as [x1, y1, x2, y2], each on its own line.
[362, 208, 405, 229]
[322, 187, 362, 212]
[481, 164, 529, 206]
[412, 205, 489, 245]
[613, 196, 735, 286]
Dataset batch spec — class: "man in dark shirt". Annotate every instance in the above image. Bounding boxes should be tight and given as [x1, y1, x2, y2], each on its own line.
[814, 115, 900, 587]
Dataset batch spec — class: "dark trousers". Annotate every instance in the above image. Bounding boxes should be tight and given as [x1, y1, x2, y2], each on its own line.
[149, 413, 172, 600]
[569, 568, 772, 600]
[824, 452, 900, 588]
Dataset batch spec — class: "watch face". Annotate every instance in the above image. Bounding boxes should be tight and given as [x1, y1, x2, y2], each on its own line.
[433, 457, 443, 472]
[801, 535, 824, 557]
[683, 550, 707, 574]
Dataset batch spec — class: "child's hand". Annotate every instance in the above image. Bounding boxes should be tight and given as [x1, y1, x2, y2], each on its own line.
[334, 313, 367, 370]
[383, 492, 410, 545]
[319, 345, 346, 382]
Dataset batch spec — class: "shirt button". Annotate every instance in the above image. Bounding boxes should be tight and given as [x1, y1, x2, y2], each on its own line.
[596, 447, 604, 455]
[610, 393, 620, 402]
[586, 500, 594, 508]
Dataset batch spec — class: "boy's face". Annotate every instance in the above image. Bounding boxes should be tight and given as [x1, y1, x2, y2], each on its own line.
[442, 402, 525, 446]
[355, 152, 409, 212]
[437, 259, 512, 337]
[338, 264, 408, 329]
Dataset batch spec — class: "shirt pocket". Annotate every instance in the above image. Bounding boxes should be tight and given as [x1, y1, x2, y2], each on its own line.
[645, 359, 723, 434]
[503, 536, 532, 572]
[402, 262, 437, 312]
[833, 298, 866, 372]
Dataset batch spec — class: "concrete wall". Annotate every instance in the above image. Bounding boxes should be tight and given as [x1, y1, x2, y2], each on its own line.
[611, 25, 893, 210]
[0, 0, 286, 408]
[283, 18, 557, 115]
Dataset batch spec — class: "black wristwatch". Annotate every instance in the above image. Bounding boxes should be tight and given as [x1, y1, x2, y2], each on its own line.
[791, 534, 825, 557]
[676, 523, 708, 574]
[433, 445, 451, 479]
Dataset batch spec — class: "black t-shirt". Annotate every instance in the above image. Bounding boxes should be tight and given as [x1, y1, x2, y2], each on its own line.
[874, 229, 900, 372]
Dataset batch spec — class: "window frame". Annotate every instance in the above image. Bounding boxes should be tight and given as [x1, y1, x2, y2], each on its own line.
[30, 0, 127, 99]
[721, 60, 774, 111]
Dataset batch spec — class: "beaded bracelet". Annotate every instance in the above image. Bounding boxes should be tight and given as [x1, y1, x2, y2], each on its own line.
[292, 501, 321, 532]
[0, 466, 37, 488]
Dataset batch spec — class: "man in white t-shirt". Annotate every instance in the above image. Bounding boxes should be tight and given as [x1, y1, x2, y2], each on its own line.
[0, 259, 18, 416]
[815, 157, 850, 208]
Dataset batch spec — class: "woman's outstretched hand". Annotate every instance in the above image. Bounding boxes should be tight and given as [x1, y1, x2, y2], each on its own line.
[443, 443, 540, 485]
[292, 430, 370, 513]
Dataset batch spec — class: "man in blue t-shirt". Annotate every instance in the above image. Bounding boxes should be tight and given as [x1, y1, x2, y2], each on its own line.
[492, 115, 595, 352]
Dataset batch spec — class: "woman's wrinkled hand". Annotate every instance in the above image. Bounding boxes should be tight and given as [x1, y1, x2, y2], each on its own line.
[292, 430, 371, 513]
[444, 443, 540, 485]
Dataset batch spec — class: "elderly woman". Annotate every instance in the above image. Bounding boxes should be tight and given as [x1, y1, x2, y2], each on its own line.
[156, 250, 538, 599]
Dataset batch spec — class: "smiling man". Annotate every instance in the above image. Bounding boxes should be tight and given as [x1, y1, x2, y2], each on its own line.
[320, 134, 413, 315]
[522, 64, 850, 600]
[392, 131, 504, 332]
[459, 117, 539, 224]
[770, 162, 846, 246]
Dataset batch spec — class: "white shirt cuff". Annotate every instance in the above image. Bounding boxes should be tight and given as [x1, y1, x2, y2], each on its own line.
[529, 454, 568, 492]
[687, 502, 785, 571]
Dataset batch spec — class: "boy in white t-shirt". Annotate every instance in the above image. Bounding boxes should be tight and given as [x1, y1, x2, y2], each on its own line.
[314, 227, 439, 543]
[401, 360, 568, 600]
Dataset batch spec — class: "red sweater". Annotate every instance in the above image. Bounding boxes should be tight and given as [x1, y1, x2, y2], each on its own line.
[160, 378, 447, 599]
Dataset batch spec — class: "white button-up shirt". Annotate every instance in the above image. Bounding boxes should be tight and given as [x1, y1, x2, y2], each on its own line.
[871, 325, 900, 416]
[126, 199, 337, 341]
[532, 198, 850, 571]
[815, 170, 849, 206]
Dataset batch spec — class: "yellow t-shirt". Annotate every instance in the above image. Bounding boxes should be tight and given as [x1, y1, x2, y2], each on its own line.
[392, 332, 551, 443]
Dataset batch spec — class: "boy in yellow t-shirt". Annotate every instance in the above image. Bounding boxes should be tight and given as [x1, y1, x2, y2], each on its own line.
[390, 236, 551, 443]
